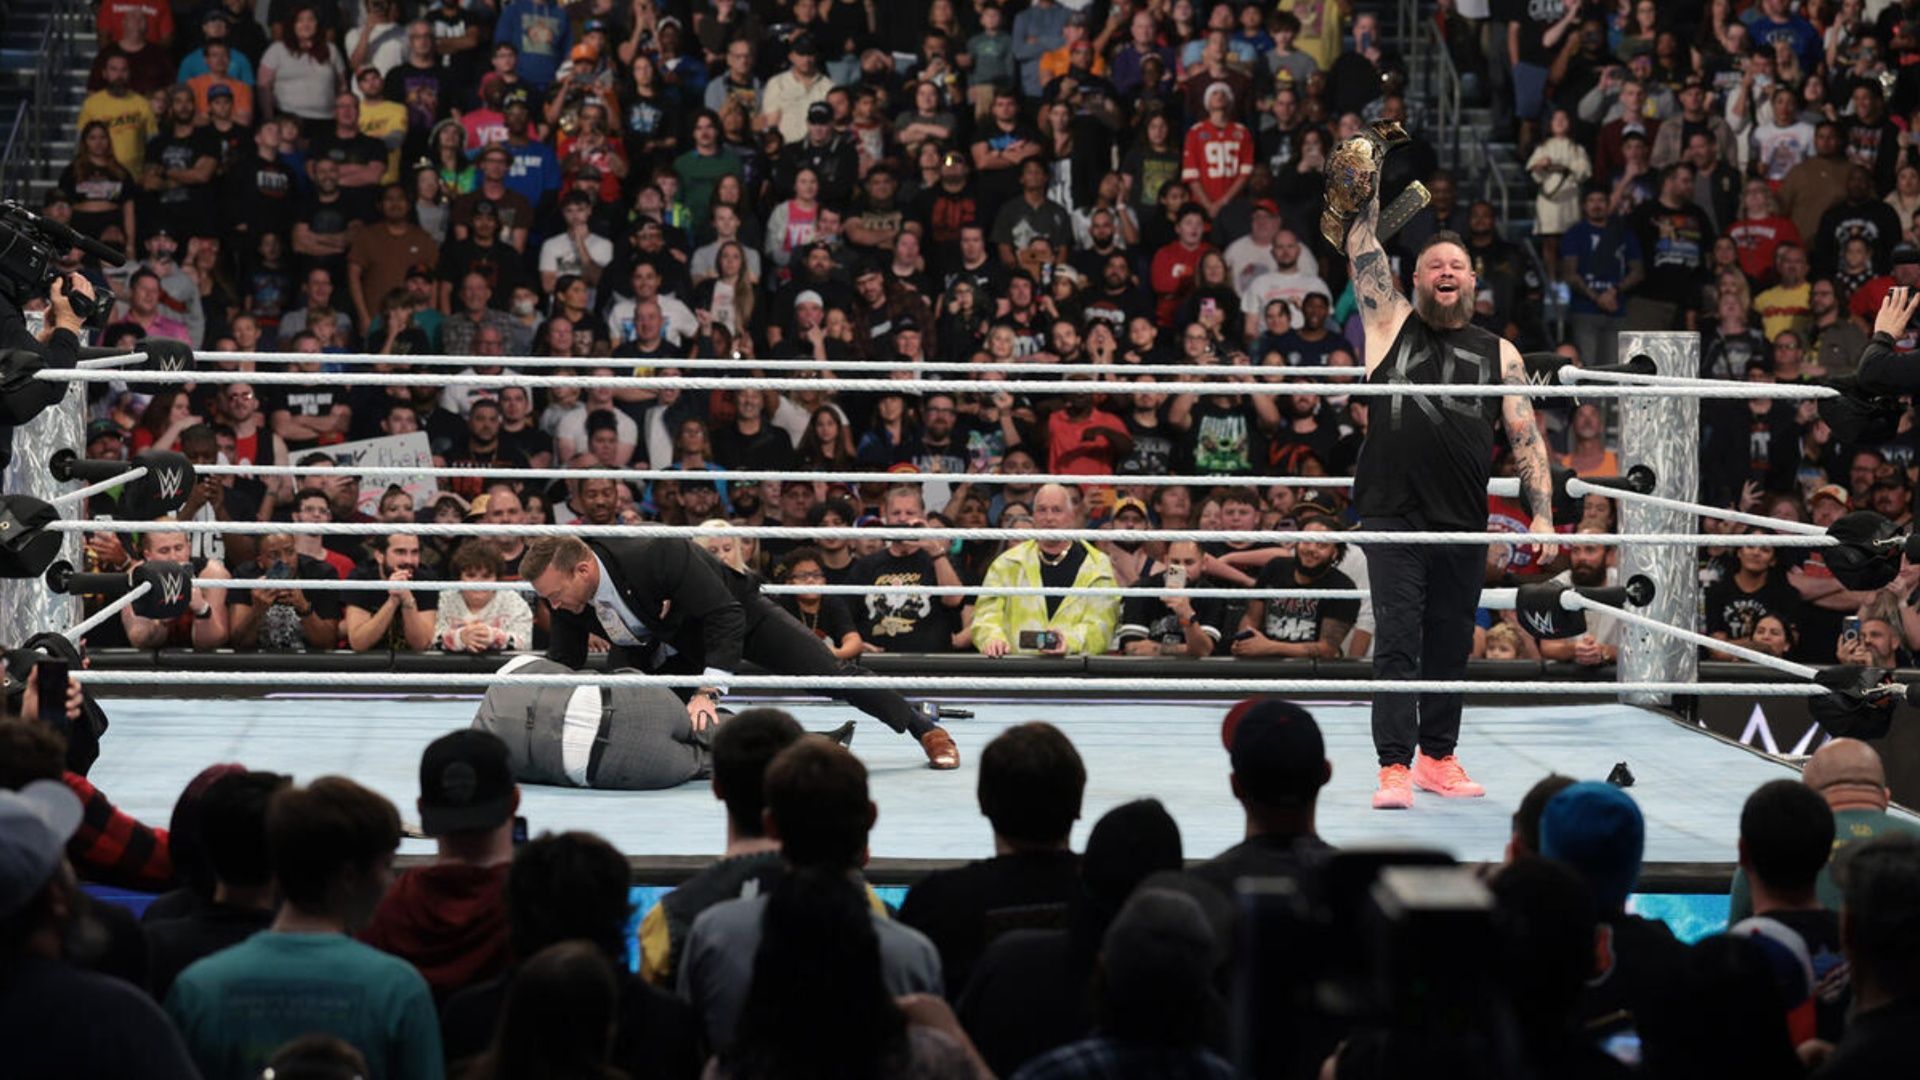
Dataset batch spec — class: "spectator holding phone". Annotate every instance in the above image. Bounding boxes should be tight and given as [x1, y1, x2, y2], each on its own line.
[1116, 538, 1223, 658]
[972, 484, 1120, 657]
[227, 532, 343, 653]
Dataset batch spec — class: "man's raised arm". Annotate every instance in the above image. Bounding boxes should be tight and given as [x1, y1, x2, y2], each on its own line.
[1346, 194, 1412, 370]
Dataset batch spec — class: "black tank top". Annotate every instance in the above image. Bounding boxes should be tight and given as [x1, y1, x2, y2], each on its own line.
[1353, 315, 1504, 531]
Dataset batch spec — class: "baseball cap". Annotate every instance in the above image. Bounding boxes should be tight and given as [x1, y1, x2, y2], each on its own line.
[1220, 698, 1327, 806]
[583, 17, 608, 33]
[503, 86, 532, 111]
[794, 289, 824, 308]
[893, 315, 920, 335]
[473, 199, 500, 218]
[0, 780, 84, 919]
[1112, 496, 1150, 522]
[417, 729, 515, 836]
[807, 101, 834, 124]
[207, 84, 234, 101]
[87, 418, 126, 443]
[466, 493, 492, 519]
[1894, 244, 1920, 266]
[1539, 781, 1644, 911]
[200, 8, 231, 26]
[1295, 488, 1343, 517]
[1808, 484, 1850, 509]
[789, 33, 819, 56]
[1252, 198, 1281, 217]
[570, 43, 599, 63]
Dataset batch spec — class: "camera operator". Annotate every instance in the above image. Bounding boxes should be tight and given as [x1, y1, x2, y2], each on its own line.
[0, 274, 96, 467]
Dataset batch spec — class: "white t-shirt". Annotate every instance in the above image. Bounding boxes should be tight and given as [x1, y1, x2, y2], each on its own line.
[554, 408, 640, 461]
[538, 231, 616, 300]
[1549, 566, 1622, 648]
[1224, 235, 1279, 293]
[607, 294, 699, 347]
[260, 42, 344, 121]
[1241, 269, 1332, 325]
[343, 22, 409, 77]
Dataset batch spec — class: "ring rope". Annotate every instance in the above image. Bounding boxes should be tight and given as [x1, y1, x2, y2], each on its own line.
[33, 366, 1840, 399]
[1567, 593, 1819, 680]
[74, 352, 148, 370]
[204, 578, 1377, 601]
[190, 463, 1483, 493]
[1565, 478, 1828, 536]
[62, 583, 152, 643]
[62, 669, 1830, 697]
[50, 469, 149, 509]
[189, 350, 1377, 379]
[49, 519, 1836, 546]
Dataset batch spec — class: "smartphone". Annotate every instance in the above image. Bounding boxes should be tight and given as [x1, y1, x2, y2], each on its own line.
[1233, 628, 1257, 642]
[512, 815, 529, 846]
[1842, 615, 1863, 645]
[1165, 563, 1187, 589]
[1018, 629, 1062, 651]
[36, 658, 70, 731]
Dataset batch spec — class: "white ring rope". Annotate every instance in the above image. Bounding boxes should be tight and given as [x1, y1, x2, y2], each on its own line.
[74, 352, 148, 370]
[190, 350, 1376, 379]
[50, 519, 1836, 546]
[61, 582, 152, 643]
[50, 468, 148, 509]
[34, 366, 1841, 398]
[1568, 593, 1820, 681]
[63, 668, 1829, 697]
[1565, 477, 1828, 536]
[194, 462, 1508, 494]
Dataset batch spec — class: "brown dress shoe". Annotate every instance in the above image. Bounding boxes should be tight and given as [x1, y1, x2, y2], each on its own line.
[920, 728, 960, 770]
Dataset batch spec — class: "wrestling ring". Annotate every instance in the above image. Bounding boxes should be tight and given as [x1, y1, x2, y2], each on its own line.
[5, 332, 1918, 919]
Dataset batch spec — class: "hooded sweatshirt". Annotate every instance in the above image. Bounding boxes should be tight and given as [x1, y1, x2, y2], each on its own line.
[359, 861, 512, 1003]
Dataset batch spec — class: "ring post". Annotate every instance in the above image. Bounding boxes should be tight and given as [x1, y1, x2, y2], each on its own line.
[1614, 331, 1701, 706]
[0, 368, 85, 644]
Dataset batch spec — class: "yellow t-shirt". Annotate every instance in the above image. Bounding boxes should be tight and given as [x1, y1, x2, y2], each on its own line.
[1754, 282, 1813, 344]
[78, 89, 156, 175]
[1280, 0, 1346, 74]
[359, 99, 410, 184]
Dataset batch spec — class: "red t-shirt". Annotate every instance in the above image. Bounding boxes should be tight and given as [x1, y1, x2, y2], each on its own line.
[1727, 215, 1801, 286]
[1047, 407, 1129, 476]
[1180, 119, 1255, 207]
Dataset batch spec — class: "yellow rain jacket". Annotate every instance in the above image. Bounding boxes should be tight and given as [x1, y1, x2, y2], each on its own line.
[970, 540, 1121, 656]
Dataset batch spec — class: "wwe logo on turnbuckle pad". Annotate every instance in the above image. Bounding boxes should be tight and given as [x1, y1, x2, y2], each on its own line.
[156, 567, 187, 610]
[1520, 609, 1560, 638]
[152, 463, 187, 502]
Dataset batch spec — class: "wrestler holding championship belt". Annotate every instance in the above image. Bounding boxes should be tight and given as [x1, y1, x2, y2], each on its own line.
[1325, 125, 1561, 811]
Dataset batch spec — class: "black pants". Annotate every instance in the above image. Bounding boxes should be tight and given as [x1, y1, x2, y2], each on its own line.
[660, 598, 934, 738]
[1362, 517, 1487, 768]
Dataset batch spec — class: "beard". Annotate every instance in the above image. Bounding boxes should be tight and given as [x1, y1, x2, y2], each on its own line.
[1414, 285, 1474, 329]
[1570, 563, 1607, 588]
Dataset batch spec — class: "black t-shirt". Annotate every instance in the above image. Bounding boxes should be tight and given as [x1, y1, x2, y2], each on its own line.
[777, 594, 858, 647]
[345, 565, 442, 614]
[384, 59, 453, 135]
[1253, 559, 1361, 642]
[1185, 397, 1267, 476]
[846, 548, 955, 652]
[263, 384, 348, 453]
[295, 190, 369, 263]
[1118, 569, 1226, 648]
[226, 155, 297, 237]
[1118, 410, 1177, 477]
[0, 956, 202, 1080]
[442, 438, 529, 498]
[895, 435, 968, 476]
[1702, 572, 1801, 642]
[145, 126, 222, 212]
[1629, 200, 1712, 306]
[712, 424, 798, 471]
[308, 129, 390, 178]
[1498, 0, 1570, 67]
[439, 237, 530, 304]
[145, 903, 276, 1001]
[501, 423, 554, 466]
[1037, 541, 1088, 619]
[1353, 316, 1503, 530]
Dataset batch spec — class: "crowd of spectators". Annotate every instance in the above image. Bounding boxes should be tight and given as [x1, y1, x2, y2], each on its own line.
[27, 0, 1920, 674]
[4, 697, 1919, 1079]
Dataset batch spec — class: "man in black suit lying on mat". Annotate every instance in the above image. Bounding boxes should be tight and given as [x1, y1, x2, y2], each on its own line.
[522, 535, 960, 769]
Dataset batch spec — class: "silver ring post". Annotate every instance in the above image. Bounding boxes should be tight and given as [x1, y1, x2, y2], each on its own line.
[1615, 332, 1702, 705]
[0, 373, 83, 644]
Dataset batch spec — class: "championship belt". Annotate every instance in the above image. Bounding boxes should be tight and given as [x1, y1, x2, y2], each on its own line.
[1319, 120, 1433, 249]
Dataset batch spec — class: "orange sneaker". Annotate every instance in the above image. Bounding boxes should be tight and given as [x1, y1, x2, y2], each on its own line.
[1412, 753, 1485, 798]
[1372, 764, 1414, 809]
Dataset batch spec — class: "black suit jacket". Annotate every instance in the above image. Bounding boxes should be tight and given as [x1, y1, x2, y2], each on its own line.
[545, 537, 760, 676]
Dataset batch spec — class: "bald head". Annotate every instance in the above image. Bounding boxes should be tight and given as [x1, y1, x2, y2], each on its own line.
[1803, 738, 1889, 810]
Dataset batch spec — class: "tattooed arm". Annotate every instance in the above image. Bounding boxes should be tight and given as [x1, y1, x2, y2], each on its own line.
[1346, 193, 1412, 372]
[1500, 339, 1561, 562]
